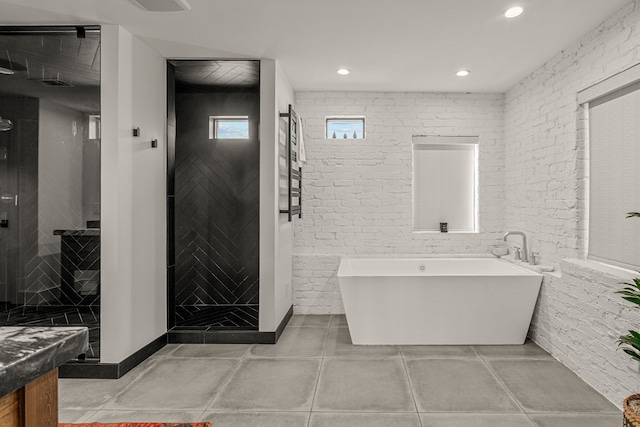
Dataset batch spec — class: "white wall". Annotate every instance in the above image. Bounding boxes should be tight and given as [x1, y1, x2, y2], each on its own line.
[293, 92, 505, 313]
[504, 0, 640, 406]
[259, 59, 295, 331]
[101, 25, 166, 363]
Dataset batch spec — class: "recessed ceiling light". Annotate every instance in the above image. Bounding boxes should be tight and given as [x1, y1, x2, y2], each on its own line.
[504, 6, 524, 18]
[456, 70, 470, 77]
[337, 68, 350, 75]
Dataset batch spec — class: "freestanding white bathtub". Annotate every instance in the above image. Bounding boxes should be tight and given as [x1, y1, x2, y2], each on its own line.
[337, 257, 543, 345]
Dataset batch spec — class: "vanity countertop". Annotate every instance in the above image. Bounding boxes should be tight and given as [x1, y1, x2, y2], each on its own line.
[0, 326, 88, 397]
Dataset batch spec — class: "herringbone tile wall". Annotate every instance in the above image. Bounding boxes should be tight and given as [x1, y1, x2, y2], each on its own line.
[174, 91, 260, 328]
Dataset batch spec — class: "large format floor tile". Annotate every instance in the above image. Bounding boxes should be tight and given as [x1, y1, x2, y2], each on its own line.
[309, 412, 421, 427]
[324, 327, 400, 358]
[313, 358, 415, 412]
[104, 357, 238, 410]
[490, 360, 619, 413]
[287, 314, 331, 328]
[58, 315, 622, 426]
[172, 343, 252, 358]
[420, 413, 535, 426]
[474, 340, 552, 359]
[329, 315, 348, 328]
[528, 414, 621, 427]
[405, 359, 519, 412]
[150, 343, 181, 357]
[88, 410, 203, 423]
[401, 345, 477, 359]
[58, 409, 96, 423]
[249, 327, 327, 358]
[59, 354, 156, 409]
[211, 358, 321, 411]
[201, 412, 309, 427]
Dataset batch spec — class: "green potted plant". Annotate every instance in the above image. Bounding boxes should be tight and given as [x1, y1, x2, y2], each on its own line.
[617, 212, 640, 426]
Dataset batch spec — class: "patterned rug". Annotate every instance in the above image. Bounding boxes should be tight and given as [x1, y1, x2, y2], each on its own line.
[59, 423, 211, 427]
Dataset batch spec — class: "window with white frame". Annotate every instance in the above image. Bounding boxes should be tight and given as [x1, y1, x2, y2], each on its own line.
[209, 116, 249, 139]
[88, 115, 100, 140]
[412, 136, 478, 232]
[583, 79, 640, 271]
[326, 117, 365, 139]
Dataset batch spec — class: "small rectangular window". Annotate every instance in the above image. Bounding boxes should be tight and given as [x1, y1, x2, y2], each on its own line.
[209, 116, 249, 139]
[89, 115, 100, 140]
[326, 117, 365, 139]
[412, 136, 478, 232]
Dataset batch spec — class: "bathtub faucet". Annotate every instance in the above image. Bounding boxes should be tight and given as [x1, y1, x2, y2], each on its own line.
[503, 231, 528, 263]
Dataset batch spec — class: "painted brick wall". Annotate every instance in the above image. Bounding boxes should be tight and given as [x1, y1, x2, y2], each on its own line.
[504, 0, 640, 407]
[292, 2, 640, 407]
[293, 92, 505, 314]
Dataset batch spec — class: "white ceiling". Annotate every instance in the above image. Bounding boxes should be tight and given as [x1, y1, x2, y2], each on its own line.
[0, 0, 632, 92]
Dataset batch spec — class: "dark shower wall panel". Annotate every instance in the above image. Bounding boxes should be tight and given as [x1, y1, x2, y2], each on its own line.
[0, 97, 39, 307]
[174, 92, 259, 327]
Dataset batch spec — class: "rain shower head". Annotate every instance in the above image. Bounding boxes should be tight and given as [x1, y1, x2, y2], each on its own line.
[0, 117, 13, 131]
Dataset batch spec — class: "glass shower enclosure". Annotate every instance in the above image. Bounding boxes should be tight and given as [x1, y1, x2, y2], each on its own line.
[0, 26, 101, 360]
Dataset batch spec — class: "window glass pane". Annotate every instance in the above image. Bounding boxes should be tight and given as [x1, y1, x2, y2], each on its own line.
[210, 116, 249, 139]
[89, 115, 100, 140]
[326, 118, 364, 139]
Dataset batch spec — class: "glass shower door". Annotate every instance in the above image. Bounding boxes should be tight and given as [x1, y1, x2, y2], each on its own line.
[0, 120, 16, 312]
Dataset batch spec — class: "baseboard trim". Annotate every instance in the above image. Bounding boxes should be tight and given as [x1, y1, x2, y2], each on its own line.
[58, 333, 168, 379]
[168, 305, 294, 345]
[59, 307, 295, 378]
[275, 305, 294, 342]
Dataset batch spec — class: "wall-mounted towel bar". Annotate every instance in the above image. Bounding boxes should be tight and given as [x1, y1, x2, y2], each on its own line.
[279, 104, 302, 221]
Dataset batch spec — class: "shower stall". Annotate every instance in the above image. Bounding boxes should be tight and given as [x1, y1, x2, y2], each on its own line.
[167, 60, 262, 342]
[0, 26, 101, 359]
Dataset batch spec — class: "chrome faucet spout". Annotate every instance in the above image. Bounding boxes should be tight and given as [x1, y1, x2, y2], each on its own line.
[503, 231, 528, 263]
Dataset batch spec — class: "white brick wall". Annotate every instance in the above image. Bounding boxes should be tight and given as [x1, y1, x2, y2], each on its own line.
[504, 0, 640, 407]
[529, 261, 640, 406]
[292, 1, 640, 407]
[293, 92, 505, 313]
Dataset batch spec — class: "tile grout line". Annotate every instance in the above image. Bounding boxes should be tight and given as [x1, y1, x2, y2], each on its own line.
[306, 318, 331, 426]
[471, 346, 536, 426]
[79, 355, 163, 419]
[79, 409, 99, 423]
[399, 345, 425, 427]
[200, 344, 253, 414]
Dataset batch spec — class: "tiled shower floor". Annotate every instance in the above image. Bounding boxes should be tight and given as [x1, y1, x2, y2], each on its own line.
[59, 315, 621, 426]
[174, 305, 259, 329]
[0, 305, 100, 359]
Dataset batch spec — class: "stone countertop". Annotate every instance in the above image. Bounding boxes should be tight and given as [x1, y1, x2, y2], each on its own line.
[53, 229, 100, 236]
[0, 327, 88, 397]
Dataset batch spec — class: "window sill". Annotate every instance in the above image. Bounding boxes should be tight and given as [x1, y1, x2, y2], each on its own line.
[561, 258, 637, 281]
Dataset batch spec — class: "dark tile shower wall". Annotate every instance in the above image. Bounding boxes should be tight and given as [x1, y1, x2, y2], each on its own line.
[0, 96, 39, 307]
[173, 91, 260, 329]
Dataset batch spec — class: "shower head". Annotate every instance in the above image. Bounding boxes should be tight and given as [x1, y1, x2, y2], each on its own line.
[0, 117, 13, 132]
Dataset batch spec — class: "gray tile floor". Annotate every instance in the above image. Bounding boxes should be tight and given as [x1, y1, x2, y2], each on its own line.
[59, 315, 621, 427]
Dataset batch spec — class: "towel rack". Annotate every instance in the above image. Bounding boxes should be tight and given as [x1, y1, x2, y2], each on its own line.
[279, 104, 302, 221]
